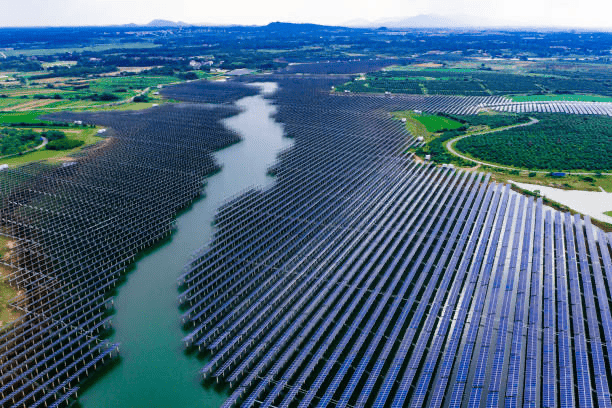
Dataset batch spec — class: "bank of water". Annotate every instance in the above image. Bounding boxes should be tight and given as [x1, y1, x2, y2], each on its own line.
[79, 82, 291, 408]
[510, 179, 612, 224]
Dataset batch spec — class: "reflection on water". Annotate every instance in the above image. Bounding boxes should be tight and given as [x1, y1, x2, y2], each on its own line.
[79, 83, 291, 408]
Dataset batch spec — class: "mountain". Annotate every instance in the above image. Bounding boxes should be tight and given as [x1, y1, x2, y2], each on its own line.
[146, 19, 191, 27]
[345, 14, 512, 29]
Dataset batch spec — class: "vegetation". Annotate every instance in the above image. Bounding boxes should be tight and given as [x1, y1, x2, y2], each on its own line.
[413, 127, 472, 166]
[411, 113, 464, 133]
[0, 112, 49, 125]
[397, 111, 529, 166]
[449, 113, 532, 128]
[455, 114, 612, 171]
[392, 111, 464, 143]
[41, 130, 66, 141]
[336, 68, 612, 96]
[0, 128, 102, 166]
[46, 138, 84, 150]
[0, 128, 41, 155]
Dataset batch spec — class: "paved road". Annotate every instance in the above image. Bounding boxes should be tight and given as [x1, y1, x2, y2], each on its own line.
[35, 136, 48, 150]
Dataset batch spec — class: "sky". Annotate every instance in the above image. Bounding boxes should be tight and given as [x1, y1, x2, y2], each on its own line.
[1, 0, 612, 28]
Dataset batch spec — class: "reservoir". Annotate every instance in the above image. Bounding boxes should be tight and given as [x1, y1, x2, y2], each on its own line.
[78, 82, 291, 408]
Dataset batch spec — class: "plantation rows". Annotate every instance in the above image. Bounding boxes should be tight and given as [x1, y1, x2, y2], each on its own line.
[281, 59, 408, 75]
[455, 113, 612, 170]
[337, 69, 612, 96]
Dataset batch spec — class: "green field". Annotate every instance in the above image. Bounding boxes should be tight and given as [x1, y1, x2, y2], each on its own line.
[88, 76, 179, 93]
[393, 111, 464, 137]
[0, 112, 47, 124]
[414, 113, 464, 133]
[510, 94, 612, 102]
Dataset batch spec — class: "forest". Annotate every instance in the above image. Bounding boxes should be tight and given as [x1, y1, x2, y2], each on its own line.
[0, 128, 40, 155]
[454, 113, 612, 170]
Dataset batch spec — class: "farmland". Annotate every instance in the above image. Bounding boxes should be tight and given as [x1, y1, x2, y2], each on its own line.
[454, 113, 612, 171]
[336, 64, 612, 97]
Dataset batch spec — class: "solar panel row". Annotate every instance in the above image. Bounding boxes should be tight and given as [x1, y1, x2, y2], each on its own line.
[180, 76, 612, 408]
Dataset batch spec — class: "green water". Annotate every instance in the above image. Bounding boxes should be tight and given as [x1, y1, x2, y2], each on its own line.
[78, 83, 291, 408]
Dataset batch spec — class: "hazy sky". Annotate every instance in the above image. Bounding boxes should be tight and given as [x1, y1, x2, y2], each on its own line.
[2, 0, 612, 28]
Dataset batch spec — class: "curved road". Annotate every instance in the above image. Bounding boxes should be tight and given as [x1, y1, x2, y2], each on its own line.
[444, 117, 612, 176]
[445, 117, 539, 171]
[35, 136, 48, 150]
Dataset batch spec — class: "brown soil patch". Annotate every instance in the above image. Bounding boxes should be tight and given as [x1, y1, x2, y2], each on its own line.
[413, 63, 443, 68]
[11, 99, 57, 111]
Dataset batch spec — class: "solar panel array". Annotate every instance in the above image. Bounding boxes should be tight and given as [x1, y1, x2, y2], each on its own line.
[3, 70, 612, 408]
[484, 100, 612, 116]
[0, 100, 252, 407]
[180, 76, 612, 408]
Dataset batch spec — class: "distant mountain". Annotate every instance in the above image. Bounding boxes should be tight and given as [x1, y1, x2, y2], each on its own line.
[345, 14, 512, 29]
[146, 19, 191, 27]
[263, 22, 346, 31]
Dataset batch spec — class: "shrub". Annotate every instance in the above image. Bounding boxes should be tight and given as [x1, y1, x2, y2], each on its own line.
[41, 130, 66, 141]
[133, 95, 149, 103]
[46, 139, 84, 150]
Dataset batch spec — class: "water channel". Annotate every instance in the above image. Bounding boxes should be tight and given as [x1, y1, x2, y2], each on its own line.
[78, 82, 291, 408]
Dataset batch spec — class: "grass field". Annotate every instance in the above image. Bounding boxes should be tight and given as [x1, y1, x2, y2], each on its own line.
[0, 111, 47, 124]
[88, 75, 179, 93]
[510, 94, 612, 102]
[415, 114, 464, 132]
[392, 111, 464, 142]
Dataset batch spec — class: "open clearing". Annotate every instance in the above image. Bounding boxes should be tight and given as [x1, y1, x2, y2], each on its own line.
[510, 179, 612, 224]
[392, 111, 463, 142]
